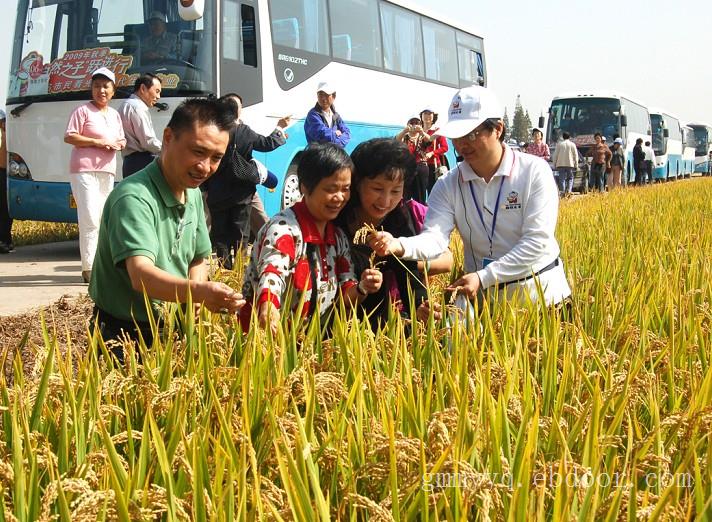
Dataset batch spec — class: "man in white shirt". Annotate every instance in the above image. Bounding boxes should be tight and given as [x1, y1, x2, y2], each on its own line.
[552, 131, 578, 197]
[370, 86, 571, 310]
[118, 73, 163, 178]
[643, 141, 657, 184]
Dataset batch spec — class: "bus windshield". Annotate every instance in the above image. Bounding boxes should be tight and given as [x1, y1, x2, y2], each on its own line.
[547, 98, 621, 147]
[8, 0, 214, 103]
[650, 114, 664, 155]
[692, 127, 709, 156]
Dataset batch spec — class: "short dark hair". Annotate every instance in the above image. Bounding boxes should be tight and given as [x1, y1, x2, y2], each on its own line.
[166, 98, 237, 136]
[532, 128, 542, 137]
[645, 141, 651, 146]
[407, 117, 421, 126]
[297, 143, 354, 194]
[218, 94, 241, 117]
[220, 92, 243, 105]
[133, 73, 161, 92]
[636, 138, 644, 144]
[594, 132, 602, 138]
[479, 118, 506, 142]
[562, 131, 570, 140]
[343, 138, 415, 213]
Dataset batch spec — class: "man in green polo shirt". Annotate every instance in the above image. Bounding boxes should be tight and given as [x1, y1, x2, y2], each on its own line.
[90, 97, 245, 353]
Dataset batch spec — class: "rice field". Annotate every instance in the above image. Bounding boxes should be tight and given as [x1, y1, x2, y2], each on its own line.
[1, 179, 711, 520]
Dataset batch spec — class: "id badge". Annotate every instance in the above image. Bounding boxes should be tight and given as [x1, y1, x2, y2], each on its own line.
[482, 257, 494, 268]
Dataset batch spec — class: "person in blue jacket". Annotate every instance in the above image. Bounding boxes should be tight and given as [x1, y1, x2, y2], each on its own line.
[304, 81, 351, 147]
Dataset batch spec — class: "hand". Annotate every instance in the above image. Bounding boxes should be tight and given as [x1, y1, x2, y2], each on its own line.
[359, 268, 383, 294]
[367, 231, 404, 257]
[195, 281, 246, 314]
[425, 152, 434, 159]
[335, 130, 342, 137]
[277, 115, 292, 128]
[446, 272, 481, 299]
[416, 300, 442, 322]
[258, 301, 280, 336]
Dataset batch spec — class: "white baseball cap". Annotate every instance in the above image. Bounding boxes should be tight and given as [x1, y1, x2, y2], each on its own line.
[614, 137, 623, 144]
[316, 81, 336, 95]
[438, 86, 504, 139]
[92, 67, 116, 84]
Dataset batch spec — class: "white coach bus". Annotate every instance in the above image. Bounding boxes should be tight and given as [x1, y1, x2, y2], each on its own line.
[648, 108, 683, 180]
[6, 0, 485, 222]
[544, 92, 651, 186]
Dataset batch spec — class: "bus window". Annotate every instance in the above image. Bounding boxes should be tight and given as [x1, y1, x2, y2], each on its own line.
[650, 113, 664, 155]
[223, 1, 257, 66]
[241, 5, 257, 67]
[270, 0, 330, 56]
[380, 3, 424, 77]
[9, 0, 215, 102]
[456, 31, 485, 86]
[422, 18, 457, 85]
[327, 0, 381, 67]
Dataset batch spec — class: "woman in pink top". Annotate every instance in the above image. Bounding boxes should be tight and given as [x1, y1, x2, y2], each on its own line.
[527, 128, 550, 161]
[64, 67, 126, 283]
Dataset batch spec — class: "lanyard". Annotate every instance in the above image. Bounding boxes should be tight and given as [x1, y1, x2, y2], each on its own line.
[468, 177, 505, 257]
[463, 153, 515, 257]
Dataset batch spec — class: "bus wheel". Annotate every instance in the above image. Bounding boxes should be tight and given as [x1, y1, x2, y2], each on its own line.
[281, 155, 303, 210]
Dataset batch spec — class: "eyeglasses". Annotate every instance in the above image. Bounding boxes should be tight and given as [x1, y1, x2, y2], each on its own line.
[453, 128, 483, 143]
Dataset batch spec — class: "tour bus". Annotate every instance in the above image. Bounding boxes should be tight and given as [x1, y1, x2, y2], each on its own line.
[544, 92, 651, 187]
[687, 123, 712, 175]
[681, 125, 697, 177]
[649, 108, 683, 180]
[6, 0, 484, 222]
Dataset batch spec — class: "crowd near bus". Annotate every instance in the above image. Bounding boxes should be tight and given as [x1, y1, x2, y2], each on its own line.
[544, 93, 710, 194]
[1, 0, 709, 339]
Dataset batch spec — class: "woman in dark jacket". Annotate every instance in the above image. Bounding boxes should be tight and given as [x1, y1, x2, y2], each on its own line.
[335, 138, 452, 329]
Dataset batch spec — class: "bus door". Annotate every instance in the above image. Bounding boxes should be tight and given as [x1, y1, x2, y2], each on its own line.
[220, 0, 262, 105]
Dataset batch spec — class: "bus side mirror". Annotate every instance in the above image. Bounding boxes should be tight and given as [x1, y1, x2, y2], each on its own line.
[663, 128, 669, 138]
[178, 0, 204, 20]
[620, 115, 628, 127]
[538, 116, 545, 129]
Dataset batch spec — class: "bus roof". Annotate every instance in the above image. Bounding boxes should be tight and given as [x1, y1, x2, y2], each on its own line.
[388, 0, 483, 38]
[687, 122, 712, 129]
[550, 91, 649, 108]
[648, 107, 681, 122]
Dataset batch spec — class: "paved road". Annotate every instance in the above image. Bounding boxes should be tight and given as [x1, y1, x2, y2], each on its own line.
[0, 240, 87, 316]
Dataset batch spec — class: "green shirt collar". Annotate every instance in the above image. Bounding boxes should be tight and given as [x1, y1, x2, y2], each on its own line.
[147, 159, 184, 209]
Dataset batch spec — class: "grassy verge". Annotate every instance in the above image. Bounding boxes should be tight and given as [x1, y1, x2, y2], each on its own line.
[10, 220, 79, 247]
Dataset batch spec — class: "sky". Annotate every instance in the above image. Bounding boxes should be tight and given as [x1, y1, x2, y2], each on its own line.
[2, 0, 711, 125]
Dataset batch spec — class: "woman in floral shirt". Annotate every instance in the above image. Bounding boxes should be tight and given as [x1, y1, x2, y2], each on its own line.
[240, 143, 383, 334]
[527, 128, 550, 161]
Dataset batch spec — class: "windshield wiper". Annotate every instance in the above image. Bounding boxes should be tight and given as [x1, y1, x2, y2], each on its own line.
[11, 102, 33, 117]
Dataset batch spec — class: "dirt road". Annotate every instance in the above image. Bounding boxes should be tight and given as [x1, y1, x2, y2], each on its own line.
[0, 240, 87, 317]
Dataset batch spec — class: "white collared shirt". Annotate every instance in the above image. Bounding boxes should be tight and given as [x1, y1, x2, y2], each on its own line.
[119, 94, 162, 156]
[398, 144, 571, 305]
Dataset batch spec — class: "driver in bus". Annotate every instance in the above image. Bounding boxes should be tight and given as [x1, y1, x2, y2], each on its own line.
[142, 11, 178, 63]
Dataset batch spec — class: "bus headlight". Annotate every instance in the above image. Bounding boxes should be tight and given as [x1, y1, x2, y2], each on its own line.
[8, 153, 32, 180]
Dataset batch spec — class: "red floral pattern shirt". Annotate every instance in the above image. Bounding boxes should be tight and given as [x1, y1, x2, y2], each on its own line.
[527, 141, 550, 161]
[240, 201, 357, 329]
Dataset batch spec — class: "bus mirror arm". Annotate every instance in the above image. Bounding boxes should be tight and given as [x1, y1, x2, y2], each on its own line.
[10, 103, 33, 117]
